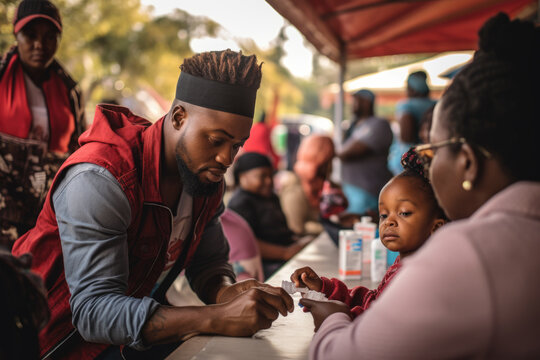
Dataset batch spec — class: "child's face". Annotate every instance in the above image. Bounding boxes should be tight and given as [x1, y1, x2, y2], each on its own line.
[378, 177, 442, 257]
[239, 166, 274, 197]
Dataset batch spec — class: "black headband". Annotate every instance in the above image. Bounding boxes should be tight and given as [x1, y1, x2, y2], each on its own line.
[175, 71, 257, 118]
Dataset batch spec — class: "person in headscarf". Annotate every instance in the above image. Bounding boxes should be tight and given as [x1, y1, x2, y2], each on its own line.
[387, 71, 436, 175]
[278, 134, 346, 236]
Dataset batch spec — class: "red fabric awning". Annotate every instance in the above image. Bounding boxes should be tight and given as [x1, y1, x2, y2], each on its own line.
[266, 0, 537, 62]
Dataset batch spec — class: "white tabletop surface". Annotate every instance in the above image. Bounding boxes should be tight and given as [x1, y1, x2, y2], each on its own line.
[166, 232, 376, 360]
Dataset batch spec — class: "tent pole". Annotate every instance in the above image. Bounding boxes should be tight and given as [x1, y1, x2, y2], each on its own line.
[333, 44, 346, 148]
[331, 43, 347, 184]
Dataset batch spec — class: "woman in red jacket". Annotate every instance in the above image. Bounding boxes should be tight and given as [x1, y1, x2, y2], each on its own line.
[0, 0, 85, 247]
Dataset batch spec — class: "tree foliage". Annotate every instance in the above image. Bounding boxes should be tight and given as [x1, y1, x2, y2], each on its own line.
[1, 0, 222, 116]
[0, 1, 317, 122]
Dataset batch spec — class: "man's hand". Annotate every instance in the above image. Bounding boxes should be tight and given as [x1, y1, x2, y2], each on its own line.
[216, 279, 287, 303]
[299, 298, 352, 332]
[209, 285, 294, 336]
[143, 282, 294, 344]
[290, 266, 323, 292]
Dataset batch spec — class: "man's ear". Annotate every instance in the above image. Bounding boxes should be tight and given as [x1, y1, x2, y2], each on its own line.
[457, 143, 479, 188]
[171, 104, 187, 130]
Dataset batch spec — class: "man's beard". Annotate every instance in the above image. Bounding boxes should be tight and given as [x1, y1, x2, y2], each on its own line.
[175, 152, 221, 197]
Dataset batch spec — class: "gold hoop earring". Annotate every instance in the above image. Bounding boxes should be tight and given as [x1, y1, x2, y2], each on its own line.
[462, 180, 472, 191]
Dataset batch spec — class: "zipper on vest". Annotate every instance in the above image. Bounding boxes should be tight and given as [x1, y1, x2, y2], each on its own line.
[120, 202, 173, 360]
[127, 202, 173, 297]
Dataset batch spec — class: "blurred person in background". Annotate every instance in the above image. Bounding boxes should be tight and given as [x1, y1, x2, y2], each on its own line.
[338, 89, 393, 216]
[241, 110, 280, 169]
[388, 70, 436, 174]
[278, 134, 350, 246]
[418, 104, 435, 144]
[278, 134, 335, 236]
[220, 208, 264, 282]
[228, 152, 312, 279]
[0, 0, 85, 248]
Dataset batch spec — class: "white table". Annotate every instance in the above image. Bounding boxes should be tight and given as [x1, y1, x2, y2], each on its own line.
[166, 232, 376, 360]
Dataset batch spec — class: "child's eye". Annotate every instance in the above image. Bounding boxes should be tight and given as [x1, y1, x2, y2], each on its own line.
[399, 211, 412, 217]
[379, 214, 388, 220]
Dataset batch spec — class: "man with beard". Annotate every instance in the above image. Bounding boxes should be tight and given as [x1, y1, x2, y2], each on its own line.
[12, 50, 294, 360]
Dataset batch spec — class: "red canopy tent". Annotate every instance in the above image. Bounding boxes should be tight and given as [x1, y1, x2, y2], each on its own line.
[266, 0, 536, 62]
[266, 0, 537, 129]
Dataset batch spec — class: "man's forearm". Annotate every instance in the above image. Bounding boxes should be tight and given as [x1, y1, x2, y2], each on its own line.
[142, 305, 213, 345]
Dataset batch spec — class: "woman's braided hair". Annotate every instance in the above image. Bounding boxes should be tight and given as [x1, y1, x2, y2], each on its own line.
[440, 13, 540, 181]
[180, 49, 262, 89]
[399, 148, 447, 220]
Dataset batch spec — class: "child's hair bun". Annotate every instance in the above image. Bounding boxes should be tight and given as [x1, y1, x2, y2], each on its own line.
[400, 147, 426, 178]
[478, 12, 539, 66]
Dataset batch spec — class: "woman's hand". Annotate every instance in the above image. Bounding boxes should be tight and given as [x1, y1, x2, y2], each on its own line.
[299, 298, 352, 332]
[290, 266, 323, 292]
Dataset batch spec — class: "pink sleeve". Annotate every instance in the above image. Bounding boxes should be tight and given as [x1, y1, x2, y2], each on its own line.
[309, 229, 492, 360]
[221, 209, 259, 261]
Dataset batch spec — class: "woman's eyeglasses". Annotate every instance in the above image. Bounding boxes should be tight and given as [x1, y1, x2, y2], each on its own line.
[414, 137, 491, 171]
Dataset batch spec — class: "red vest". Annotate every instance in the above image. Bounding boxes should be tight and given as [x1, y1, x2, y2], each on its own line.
[12, 105, 224, 359]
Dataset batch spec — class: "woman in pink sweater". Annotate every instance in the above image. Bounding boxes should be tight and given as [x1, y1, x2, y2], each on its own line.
[302, 13, 540, 359]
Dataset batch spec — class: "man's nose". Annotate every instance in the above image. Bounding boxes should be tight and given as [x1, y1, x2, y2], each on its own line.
[216, 146, 233, 167]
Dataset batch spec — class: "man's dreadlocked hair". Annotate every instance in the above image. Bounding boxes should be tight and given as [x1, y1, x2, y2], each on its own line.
[180, 49, 262, 89]
[399, 148, 447, 220]
[439, 13, 540, 181]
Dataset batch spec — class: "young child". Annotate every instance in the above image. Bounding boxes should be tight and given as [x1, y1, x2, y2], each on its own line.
[228, 152, 312, 279]
[290, 148, 446, 318]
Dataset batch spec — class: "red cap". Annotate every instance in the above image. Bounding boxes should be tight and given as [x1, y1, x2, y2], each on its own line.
[13, 0, 62, 34]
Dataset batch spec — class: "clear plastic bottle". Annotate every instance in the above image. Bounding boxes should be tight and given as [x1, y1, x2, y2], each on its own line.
[354, 216, 376, 281]
[371, 238, 387, 283]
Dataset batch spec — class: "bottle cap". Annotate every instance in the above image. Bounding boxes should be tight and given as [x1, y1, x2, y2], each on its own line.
[361, 216, 372, 223]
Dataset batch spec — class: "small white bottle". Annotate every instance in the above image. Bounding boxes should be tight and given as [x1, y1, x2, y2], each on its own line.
[371, 238, 387, 283]
[354, 216, 377, 281]
[339, 229, 363, 280]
